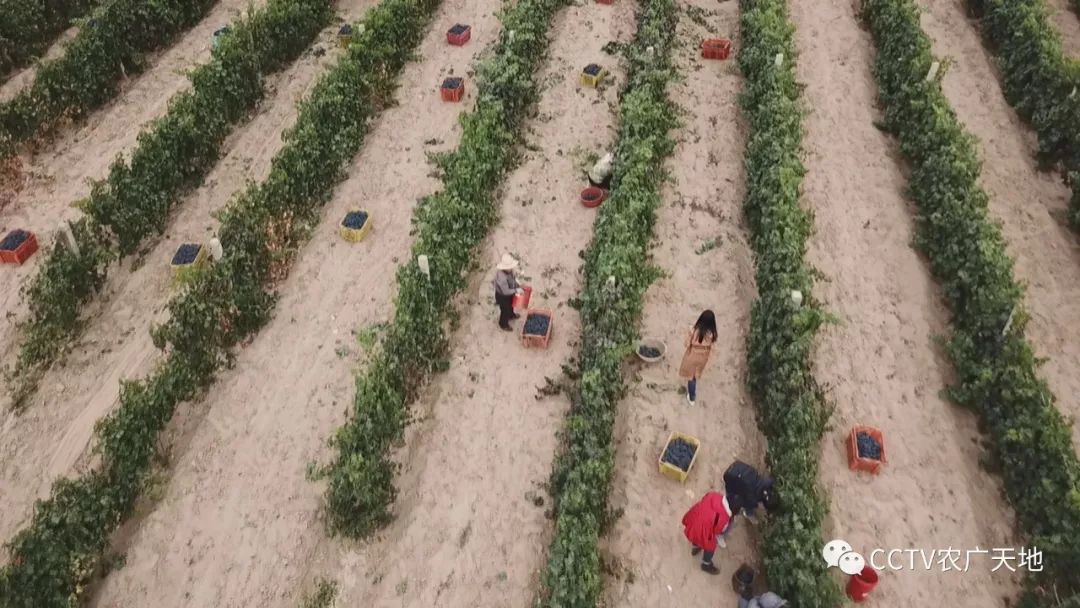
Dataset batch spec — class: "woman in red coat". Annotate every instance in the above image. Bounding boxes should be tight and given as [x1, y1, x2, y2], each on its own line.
[682, 491, 733, 574]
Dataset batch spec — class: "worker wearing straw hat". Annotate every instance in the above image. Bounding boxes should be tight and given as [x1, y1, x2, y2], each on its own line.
[493, 253, 523, 331]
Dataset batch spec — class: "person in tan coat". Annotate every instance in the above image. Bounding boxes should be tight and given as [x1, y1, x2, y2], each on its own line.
[679, 310, 717, 405]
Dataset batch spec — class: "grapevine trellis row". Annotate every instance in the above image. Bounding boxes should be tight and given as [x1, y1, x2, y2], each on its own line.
[0, 0, 225, 156]
[861, 0, 1080, 605]
[0, 0, 438, 604]
[736, 0, 842, 604]
[320, 0, 568, 538]
[0, 0, 100, 78]
[6, 0, 335, 409]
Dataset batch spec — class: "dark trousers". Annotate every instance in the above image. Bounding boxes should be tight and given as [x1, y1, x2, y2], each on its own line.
[496, 292, 515, 328]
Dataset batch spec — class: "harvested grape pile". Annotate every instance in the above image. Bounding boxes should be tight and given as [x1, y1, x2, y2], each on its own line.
[584, 63, 602, 76]
[0, 229, 29, 251]
[524, 313, 550, 336]
[638, 345, 661, 358]
[342, 211, 368, 229]
[661, 438, 697, 471]
[856, 432, 882, 461]
[442, 77, 463, 89]
[339, 24, 353, 36]
[171, 244, 201, 265]
[449, 23, 468, 35]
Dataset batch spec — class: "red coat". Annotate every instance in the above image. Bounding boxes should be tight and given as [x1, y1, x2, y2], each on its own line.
[682, 491, 732, 552]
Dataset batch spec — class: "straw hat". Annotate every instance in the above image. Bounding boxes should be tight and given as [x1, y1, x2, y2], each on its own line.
[496, 253, 519, 271]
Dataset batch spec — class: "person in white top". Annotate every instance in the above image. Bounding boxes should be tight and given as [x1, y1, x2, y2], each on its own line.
[588, 152, 614, 190]
[492, 253, 523, 331]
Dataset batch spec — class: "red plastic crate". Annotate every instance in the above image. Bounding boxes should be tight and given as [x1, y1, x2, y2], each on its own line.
[701, 38, 732, 60]
[441, 77, 465, 102]
[447, 24, 471, 45]
[580, 186, 605, 208]
[521, 308, 553, 349]
[848, 425, 886, 474]
[512, 285, 532, 310]
[0, 230, 37, 265]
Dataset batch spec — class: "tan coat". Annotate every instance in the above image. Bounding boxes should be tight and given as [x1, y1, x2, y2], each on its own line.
[678, 328, 714, 379]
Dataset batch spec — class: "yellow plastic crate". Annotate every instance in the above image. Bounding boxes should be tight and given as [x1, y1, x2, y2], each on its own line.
[338, 209, 373, 243]
[580, 64, 607, 88]
[170, 243, 209, 286]
[658, 431, 701, 483]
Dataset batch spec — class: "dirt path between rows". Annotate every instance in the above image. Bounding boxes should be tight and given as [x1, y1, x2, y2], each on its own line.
[603, 0, 762, 604]
[0, 25, 79, 102]
[1042, 0, 1080, 57]
[318, 5, 636, 606]
[88, 2, 499, 605]
[0, 8, 368, 553]
[0, 0, 266, 349]
[792, 0, 1021, 604]
[921, 0, 1080, 449]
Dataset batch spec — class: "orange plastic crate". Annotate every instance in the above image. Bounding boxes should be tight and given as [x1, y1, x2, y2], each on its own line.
[441, 77, 465, 102]
[447, 24, 471, 45]
[848, 425, 886, 474]
[0, 230, 37, 265]
[521, 308, 553, 349]
[702, 38, 732, 60]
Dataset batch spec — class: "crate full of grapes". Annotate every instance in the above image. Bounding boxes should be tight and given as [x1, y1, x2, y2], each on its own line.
[659, 431, 700, 483]
[847, 425, 886, 474]
[0, 229, 38, 265]
[338, 210, 372, 243]
[170, 243, 208, 282]
[521, 308, 553, 349]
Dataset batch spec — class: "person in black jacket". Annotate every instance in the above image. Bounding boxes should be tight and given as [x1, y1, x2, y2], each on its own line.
[723, 460, 777, 523]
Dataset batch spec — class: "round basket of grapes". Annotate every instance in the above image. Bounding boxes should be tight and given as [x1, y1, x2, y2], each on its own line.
[636, 337, 666, 363]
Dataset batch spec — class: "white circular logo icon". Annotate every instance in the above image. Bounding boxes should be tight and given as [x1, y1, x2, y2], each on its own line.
[838, 550, 866, 575]
[822, 539, 853, 568]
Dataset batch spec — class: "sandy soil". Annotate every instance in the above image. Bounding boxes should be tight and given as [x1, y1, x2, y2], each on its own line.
[319, 5, 637, 606]
[0, 25, 80, 103]
[1043, 0, 1080, 57]
[792, 0, 1021, 604]
[0, 0, 264, 344]
[602, 1, 764, 605]
[0, 10, 370, 551]
[87, 2, 501, 605]
[920, 0, 1080, 448]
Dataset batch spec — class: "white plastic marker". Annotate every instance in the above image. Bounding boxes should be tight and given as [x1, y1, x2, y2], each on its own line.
[791, 290, 803, 307]
[57, 221, 79, 257]
[208, 237, 223, 261]
[417, 254, 430, 279]
[774, 52, 783, 67]
[925, 60, 941, 82]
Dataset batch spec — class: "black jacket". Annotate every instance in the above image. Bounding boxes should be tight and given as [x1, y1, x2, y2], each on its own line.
[724, 460, 773, 513]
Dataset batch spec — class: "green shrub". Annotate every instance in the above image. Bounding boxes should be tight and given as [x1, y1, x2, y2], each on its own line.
[0, 1, 436, 604]
[541, 1, 677, 606]
[862, 0, 1080, 604]
[321, 0, 568, 539]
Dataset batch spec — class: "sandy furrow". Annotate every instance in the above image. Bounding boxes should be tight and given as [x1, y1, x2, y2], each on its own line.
[1043, 0, 1080, 56]
[0, 24, 80, 102]
[87, 3, 499, 606]
[0, 0, 263, 333]
[319, 5, 635, 606]
[791, 0, 1020, 604]
[0, 10, 370, 549]
[603, 0, 761, 603]
[921, 0, 1080, 448]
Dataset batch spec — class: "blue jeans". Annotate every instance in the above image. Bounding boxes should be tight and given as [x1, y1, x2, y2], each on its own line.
[694, 546, 715, 564]
[688, 377, 697, 401]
